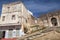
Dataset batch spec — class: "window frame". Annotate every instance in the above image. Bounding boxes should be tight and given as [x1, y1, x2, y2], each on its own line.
[12, 15, 15, 20]
[2, 16, 5, 21]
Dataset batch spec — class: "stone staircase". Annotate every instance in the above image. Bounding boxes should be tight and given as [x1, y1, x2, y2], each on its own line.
[17, 27, 60, 40]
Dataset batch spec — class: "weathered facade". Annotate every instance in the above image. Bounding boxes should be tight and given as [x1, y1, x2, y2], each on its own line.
[0, 1, 60, 40]
[17, 11, 60, 40]
[38, 11, 60, 27]
[0, 1, 35, 38]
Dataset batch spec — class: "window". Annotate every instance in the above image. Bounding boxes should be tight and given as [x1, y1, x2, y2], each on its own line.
[12, 15, 15, 20]
[2, 16, 5, 21]
[26, 20, 27, 23]
[7, 7, 10, 12]
[7, 7, 10, 9]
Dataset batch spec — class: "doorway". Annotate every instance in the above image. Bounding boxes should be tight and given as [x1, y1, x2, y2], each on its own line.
[24, 27, 28, 34]
[2, 31, 5, 38]
[51, 17, 58, 26]
[0, 31, 5, 38]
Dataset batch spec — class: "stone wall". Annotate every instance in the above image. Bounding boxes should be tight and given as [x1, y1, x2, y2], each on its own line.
[38, 11, 60, 27]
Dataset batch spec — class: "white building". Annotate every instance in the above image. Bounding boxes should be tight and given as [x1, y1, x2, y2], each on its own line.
[0, 1, 33, 38]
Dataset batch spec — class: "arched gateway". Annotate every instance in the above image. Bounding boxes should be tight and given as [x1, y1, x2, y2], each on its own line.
[51, 17, 58, 26]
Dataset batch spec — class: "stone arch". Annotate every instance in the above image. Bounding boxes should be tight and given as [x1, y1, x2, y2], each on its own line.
[51, 17, 58, 26]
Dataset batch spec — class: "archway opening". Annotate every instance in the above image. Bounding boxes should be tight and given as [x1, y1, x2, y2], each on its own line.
[2, 31, 5, 38]
[51, 17, 58, 26]
[24, 27, 28, 34]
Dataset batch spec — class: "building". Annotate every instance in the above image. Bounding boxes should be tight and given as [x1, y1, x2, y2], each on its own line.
[1, 1, 60, 40]
[0, 1, 34, 38]
[38, 11, 60, 27]
[17, 11, 60, 40]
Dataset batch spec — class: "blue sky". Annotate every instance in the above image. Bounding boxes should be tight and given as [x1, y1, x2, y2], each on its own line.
[0, 0, 60, 17]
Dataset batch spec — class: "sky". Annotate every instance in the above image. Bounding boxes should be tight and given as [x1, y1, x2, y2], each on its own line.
[0, 0, 60, 17]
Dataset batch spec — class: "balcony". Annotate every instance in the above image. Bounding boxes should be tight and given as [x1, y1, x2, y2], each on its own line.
[0, 23, 21, 26]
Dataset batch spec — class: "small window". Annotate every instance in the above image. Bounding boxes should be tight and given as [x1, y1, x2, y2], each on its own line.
[2, 16, 5, 21]
[7, 7, 10, 12]
[12, 15, 15, 20]
[7, 7, 10, 10]
[8, 7, 10, 9]
[26, 20, 27, 23]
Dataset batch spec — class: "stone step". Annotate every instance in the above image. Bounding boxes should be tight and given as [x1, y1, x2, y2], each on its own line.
[17, 27, 60, 40]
